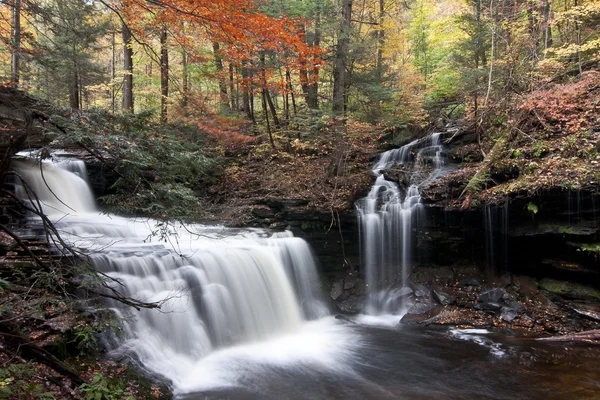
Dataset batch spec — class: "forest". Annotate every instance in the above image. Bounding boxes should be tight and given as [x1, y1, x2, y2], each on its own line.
[0, 0, 599, 399]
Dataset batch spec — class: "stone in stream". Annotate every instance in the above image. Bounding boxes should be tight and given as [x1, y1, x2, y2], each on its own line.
[330, 280, 344, 300]
[338, 294, 364, 314]
[344, 275, 357, 290]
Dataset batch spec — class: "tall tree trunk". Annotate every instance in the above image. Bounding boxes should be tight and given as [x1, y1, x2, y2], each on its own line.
[212, 42, 229, 114]
[307, 4, 321, 109]
[298, 24, 312, 107]
[122, 23, 134, 113]
[69, 65, 80, 111]
[182, 46, 189, 107]
[160, 27, 169, 123]
[110, 28, 116, 113]
[11, 0, 20, 85]
[262, 89, 275, 149]
[542, 0, 552, 51]
[241, 62, 252, 119]
[249, 91, 255, 124]
[70, 68, 80, 110]
[229, 63, 236, 110]
[260, 53, 280, 128]
[376, 0, 385, 79]
[286, 70, 297, 116]
[332, 0, 353, 115]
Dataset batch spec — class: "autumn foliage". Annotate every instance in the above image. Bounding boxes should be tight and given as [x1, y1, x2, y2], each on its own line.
[120, 0, 322, 91]
[518, 71, 600, 136]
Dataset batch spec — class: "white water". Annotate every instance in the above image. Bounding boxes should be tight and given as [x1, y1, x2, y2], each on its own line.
[357, 133, 445, 315]
[13, 159, 352, 395]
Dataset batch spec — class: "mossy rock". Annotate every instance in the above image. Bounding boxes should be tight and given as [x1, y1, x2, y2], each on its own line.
[539, 278, 600, 300]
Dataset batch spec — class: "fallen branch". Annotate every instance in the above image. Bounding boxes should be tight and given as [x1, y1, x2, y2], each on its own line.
[537, 330, 600, 343]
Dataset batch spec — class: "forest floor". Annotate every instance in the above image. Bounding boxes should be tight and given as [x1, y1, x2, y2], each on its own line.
[201, 118, 389, 226]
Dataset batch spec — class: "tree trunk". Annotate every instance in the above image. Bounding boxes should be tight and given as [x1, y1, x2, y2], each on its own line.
[260, 53, 280, 128]
[332, 0, 352, 115]
[70, 68, 80, 110]
[307, 5, 321, 109]
[376, 0, 384, 79]
[262, 89, 275, 149]
[181, 47, 189, 108]
[122, 23, 134, 112]
[229, 63, 236, 110]
[11, 0, 21, 85]
[242, 62, 252, 119]
[298, 25, 312, 107]
[286, 70, 297, 116]
[160, 27, 169, 123]
[110, 28, 116, 113]
[212, 42, 229, 114]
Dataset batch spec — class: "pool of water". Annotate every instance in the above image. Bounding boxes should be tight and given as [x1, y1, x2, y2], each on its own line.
[179, 319, 600, 400]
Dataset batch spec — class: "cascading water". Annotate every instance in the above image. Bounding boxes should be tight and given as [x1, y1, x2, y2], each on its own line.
[12, 158, 352, 395]
[357, 132, 446, 315]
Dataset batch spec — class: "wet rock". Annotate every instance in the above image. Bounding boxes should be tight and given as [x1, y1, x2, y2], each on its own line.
[344, 274, 357, 290]
[392, 286, 414, 299]
[261, 198, 310, 210]
[500, 307, 518, 322]
[338, 294, 364, 314]
[459, 277, 482, 287]
[401, 305, 444, 325]
[330, 280, 344, 301]
[569, 302, 600, 322]
[477, 302, 502, 312]
[251, 207, 276, 219]
[539, 278, 600, 300]
[411, 267, 438, 285]
[488, 273, 512, 288]
[513, 275, 539, 297]
[432, 287, 456, 306]
[434, 267, 455, 282]
[479, 288, 507, 304]
[407, 299, 437, 315]
[532, 293, 558, 310]
[354, 279, 367, 295]
[411, 283, 430, 298]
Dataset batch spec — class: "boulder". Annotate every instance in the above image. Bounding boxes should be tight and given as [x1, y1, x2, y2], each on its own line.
[479, 288, 507, 304]
[513, 275, 539, 297]
[338, 295, 364, 314]
[330, 280, 344, 301]
[432, 287, 456, 306]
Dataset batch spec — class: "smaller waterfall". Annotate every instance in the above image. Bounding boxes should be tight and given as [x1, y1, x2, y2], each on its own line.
[12, 160, 96, 216]
[357, 133, 446, 315]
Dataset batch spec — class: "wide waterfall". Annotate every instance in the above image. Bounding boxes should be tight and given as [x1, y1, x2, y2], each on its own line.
[12, 158, 350, 395]
[357, 132, 446, 315]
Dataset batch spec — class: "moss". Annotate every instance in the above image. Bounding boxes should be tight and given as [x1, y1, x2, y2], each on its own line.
[579, 243, 600, 253]
[539, 278, 600, 300]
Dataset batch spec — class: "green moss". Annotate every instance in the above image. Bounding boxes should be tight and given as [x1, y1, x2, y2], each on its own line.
[539, 278, 600, 300]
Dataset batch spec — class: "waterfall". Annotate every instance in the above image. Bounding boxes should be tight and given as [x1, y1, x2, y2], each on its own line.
[13, 159, 97, 216]
[357, 132, 446, 315]
[12, 159, 344, 393]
